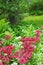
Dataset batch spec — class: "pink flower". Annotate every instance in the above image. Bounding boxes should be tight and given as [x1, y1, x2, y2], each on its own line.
[23, 52, 32, 59]
[36, 30, 40, 37]
[22, 41, 31, 47]
[40, 26, 43, 28]
[0, 62, 3, 65]
[18, 52, 32, 64]
[21, 37, 33, 42]
[14, 48, 26, 59]
[0, 41, 2, 44]
[33, 36, 40, 42]
[28, 46, 34, 52]
[14, 51, 20, 58]
[1, 56, 10, 63]
[3, 46, 14, 55]
[36, 30, 40, 33]
[0, 47, 3, 52]
[18, 56, 27, 64]
[8, 53, 14, 59]
[5, 35, 11, 39]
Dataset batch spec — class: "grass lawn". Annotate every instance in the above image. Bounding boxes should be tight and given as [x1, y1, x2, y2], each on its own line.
[22, 15, 43, 26]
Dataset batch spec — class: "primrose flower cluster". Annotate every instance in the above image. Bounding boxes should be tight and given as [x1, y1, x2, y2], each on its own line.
[0, 30, 41, 65]
[0, 35, 14, 65]
[14, 30, 40, 64]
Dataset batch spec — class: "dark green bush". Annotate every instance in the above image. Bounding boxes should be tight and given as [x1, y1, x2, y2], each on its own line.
[29, 0, 43, 15]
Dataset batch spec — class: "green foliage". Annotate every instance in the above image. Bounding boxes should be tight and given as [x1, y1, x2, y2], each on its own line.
[0, 0, 20, 23]
[0, 19, 16, 46]
[0, 19, 12, 33]
[12, 16, 43, 37]
[0, 0, 29, 24]
[0, 19, 14, 40]
[29, 0, 43, 15]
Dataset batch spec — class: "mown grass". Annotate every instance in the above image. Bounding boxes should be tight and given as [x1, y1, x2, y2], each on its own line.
[22, 15, 43, 26]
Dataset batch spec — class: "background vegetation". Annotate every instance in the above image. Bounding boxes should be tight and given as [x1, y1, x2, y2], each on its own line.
[0, 0, 43, 24]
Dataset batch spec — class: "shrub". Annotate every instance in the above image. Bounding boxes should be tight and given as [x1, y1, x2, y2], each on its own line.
[29, 0, 43, 15]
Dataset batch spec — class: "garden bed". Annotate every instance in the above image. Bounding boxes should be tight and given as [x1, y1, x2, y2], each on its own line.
[0, 18, 43, 65]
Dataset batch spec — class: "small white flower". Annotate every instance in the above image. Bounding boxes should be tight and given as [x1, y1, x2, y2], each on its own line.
[33, 30, 36, 32]
[16, 36, 22, 39]
[32, 45, 36, 48]
[11, 62, 17, 65]
[2, 39, 5, 43]
[22, 29, 24, 32]
[12, 43, 15, 46]
[0, 60, 2, 62]
[18, 42, 22, 44]
[4, 53, 8, 56]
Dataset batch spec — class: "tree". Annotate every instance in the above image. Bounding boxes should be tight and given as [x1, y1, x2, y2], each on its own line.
[0, 0, 29, 24]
